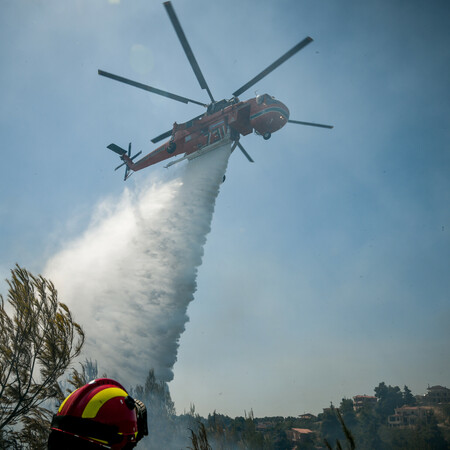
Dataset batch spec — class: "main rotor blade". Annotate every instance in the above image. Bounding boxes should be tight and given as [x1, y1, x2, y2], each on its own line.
[98, 70, 207, 107]
[151, 129, 172, 144]
[233, 37, 313, 98]
[237, 141, 254, 163]
[288, 119, 334, 129]
[151, 113, 205, 144]
[163, 1, 215, 103]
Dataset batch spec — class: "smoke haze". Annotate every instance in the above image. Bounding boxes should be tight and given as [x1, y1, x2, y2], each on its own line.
[45, 143, 231, 384]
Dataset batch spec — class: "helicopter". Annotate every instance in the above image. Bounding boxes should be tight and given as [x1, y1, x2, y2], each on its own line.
[99, 1, 333, 181]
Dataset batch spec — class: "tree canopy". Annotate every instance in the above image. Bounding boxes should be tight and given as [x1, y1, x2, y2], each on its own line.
[0, 265, 85, 446]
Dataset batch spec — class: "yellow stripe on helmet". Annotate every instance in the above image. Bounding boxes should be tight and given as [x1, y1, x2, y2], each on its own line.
[58, 388, 80, 413]
[82, 387, 129, 419]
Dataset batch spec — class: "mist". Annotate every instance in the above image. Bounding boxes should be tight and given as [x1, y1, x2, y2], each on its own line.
[45, 143, 231, 384]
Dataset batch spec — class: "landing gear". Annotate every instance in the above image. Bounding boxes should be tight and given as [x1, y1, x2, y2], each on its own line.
[263, 132, 271, 140]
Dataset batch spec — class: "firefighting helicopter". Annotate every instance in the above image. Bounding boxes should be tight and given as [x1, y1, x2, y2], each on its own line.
[99, 1, 333, 181]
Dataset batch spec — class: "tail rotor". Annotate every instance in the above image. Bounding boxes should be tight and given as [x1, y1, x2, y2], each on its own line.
[107, 142, 142, 181]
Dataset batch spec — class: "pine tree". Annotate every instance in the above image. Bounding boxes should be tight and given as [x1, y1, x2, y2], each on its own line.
[0, 265, 85, 446]
[403, 385, 416, 406]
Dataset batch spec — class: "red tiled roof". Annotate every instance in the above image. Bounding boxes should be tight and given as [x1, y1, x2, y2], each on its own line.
[292, 428, 313, 434]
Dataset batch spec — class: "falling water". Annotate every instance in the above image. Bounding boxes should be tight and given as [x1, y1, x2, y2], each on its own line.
[45, 142, 231, 384]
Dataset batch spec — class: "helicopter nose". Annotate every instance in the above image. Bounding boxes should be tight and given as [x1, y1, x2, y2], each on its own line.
[250, 98, 290, 135]
[277, 101, 290, 121]
[264, 102, 290, 132]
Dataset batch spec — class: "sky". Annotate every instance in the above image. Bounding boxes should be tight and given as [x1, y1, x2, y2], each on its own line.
[1, 0, 449, 418]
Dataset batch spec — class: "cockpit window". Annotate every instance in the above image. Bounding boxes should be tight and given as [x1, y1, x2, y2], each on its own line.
[256, 94, 277, 105]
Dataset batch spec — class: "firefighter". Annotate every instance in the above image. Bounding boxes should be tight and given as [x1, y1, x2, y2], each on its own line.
[48, 378, 148, 449]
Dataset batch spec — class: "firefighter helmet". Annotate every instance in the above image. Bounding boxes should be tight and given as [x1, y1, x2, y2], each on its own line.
[49, 378, 148, 449]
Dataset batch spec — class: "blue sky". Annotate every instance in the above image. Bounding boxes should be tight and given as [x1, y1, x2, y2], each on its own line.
[1, 0, 449, 417]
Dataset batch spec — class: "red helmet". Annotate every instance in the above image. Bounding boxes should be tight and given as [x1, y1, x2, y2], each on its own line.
[49, 378, 148, 449]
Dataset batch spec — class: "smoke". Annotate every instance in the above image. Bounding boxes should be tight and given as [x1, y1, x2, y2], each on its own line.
[44, 143, 231, 384]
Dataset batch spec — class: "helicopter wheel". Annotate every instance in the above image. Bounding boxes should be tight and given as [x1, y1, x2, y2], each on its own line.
[263, 132, 271, 140]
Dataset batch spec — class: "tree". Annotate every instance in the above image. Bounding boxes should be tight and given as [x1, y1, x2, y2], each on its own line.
[240, 409, 266, 449]
[321, 404, 356, 450]
[386, 414, 448, 450]
[374, 382, 404, 419]
[403, 385, 416, 406]
[321, 404, 345, 446]
[188, 422, 212, 450]
[339, 398, 357, 430]
[205, 411, 237, 450]
[134, 369, 176, 419]
[132, 369, 177, 448]
[354, 404, 382, 449]
[413, 414, 448, 450]
[0, 265, 85, 445]
[67, 358, 99, 390]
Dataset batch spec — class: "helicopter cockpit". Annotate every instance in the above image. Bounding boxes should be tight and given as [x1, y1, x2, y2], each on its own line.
[256, 93, 278, 105]
[206, 97, 240, 115]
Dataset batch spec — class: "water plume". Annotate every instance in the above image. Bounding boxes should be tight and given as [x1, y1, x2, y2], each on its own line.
[45, 143, 231, 384]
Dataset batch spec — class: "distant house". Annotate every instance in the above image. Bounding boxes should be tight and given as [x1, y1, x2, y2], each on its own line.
[353, 395, 377, 411]
[286, 428, 314, 443]
[388, 405, 434, 428]
[255, 421, 274, 432]
[424, 385, 450, 404]
[298, 413, 316, 420]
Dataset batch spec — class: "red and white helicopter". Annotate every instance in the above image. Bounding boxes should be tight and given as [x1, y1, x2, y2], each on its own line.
[99, 1, 333, 180]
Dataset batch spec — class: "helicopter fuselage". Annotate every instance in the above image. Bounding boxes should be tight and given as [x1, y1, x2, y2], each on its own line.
[124, 94, 289, 172]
